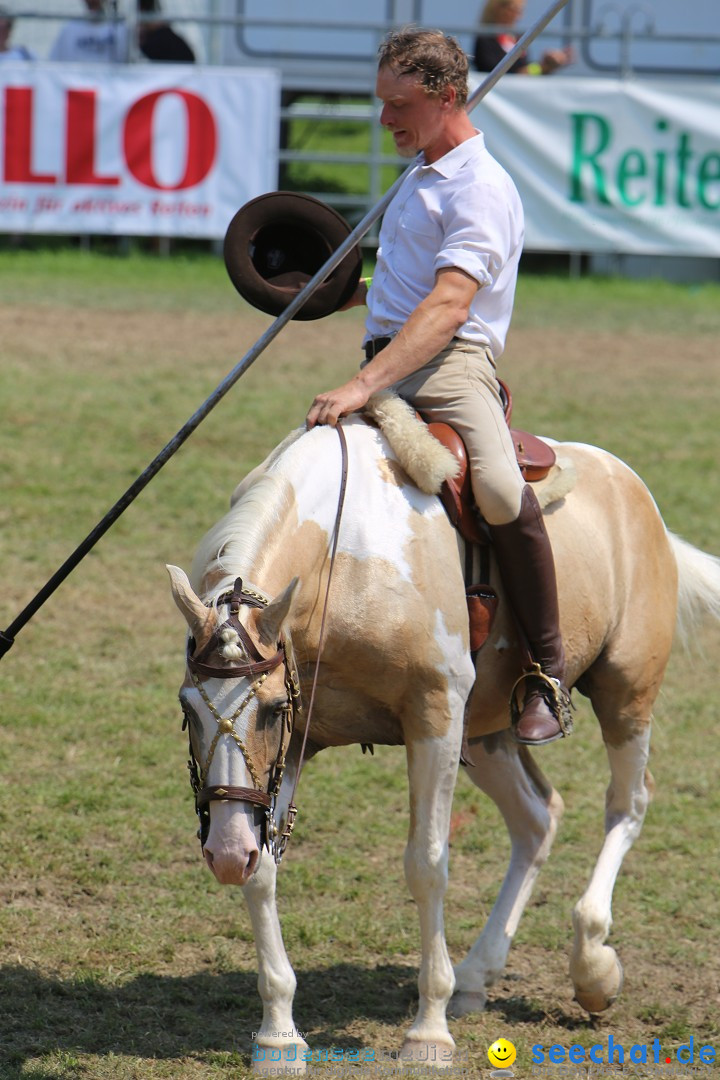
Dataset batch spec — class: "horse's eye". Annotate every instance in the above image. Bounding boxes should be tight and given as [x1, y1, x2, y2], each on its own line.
[259, 700, 291, 728]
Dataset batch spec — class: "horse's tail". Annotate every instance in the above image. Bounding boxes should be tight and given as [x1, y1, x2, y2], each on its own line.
[669, 532, 720, 648]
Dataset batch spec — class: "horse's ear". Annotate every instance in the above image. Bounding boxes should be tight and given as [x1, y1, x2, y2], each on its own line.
[255, 577, 300, 647]
[166, 564, 217, 648]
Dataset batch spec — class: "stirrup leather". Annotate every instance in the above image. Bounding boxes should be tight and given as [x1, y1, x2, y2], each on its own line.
[510, 663, 574, 736]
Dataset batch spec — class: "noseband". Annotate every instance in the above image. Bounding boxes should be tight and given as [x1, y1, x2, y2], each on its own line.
[184, 576, 301, 863]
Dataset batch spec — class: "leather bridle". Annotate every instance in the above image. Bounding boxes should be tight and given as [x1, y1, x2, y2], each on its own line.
[183, 576, 302, 862]
[181, 423, 349, 866]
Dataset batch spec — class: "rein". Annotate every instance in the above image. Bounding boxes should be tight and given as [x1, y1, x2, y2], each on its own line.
[286, 422, 348, 817]
[183, 423, 348, 864]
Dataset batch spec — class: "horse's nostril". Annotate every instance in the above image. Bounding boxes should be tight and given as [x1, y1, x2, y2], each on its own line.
[247, 848, 259, 877]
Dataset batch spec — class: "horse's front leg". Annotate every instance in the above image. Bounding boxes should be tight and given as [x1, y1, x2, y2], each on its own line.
[244, 852, 309, 1076]
[401, 721, 463, 1069]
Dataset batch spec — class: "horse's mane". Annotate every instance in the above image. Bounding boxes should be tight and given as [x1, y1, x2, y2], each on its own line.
[189, 428, 310, 595]
[190, 469, 291, 595]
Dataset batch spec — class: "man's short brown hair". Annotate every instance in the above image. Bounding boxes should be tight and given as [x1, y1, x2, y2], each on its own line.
[377, 27, 469, 107]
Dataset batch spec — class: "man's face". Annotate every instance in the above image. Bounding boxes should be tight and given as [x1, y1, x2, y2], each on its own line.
[376, 66, 453, 163]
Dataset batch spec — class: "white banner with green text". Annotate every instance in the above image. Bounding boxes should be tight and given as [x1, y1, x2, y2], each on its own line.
[472, 77, 720, 256]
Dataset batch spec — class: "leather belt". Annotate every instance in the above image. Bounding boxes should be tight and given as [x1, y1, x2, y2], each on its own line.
[364, 336, 394, 361]
[365, 335, 469, 361]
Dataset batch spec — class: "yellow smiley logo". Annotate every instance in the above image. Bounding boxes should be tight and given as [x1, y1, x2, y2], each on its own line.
[488, 1038, 517, 1069]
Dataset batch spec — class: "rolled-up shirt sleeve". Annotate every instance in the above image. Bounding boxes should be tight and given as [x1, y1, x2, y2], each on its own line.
[435, 180, 521, 288]
[367, 132, 524, 356]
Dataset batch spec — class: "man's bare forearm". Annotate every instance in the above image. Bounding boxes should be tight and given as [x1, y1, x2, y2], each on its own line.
[306, 267, 478, 428]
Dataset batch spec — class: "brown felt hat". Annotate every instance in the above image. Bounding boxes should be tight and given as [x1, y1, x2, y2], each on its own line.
[223, 191, 362, 321]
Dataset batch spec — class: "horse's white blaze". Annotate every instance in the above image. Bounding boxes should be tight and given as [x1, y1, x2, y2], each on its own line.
[182, 677, 264, 885]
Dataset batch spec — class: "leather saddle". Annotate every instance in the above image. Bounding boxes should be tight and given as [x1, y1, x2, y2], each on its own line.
[420, 381, 556, 659]
[423, 380, 556, 548]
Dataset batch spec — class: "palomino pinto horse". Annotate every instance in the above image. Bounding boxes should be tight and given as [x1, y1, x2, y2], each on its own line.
[167, 403, 720, 1074]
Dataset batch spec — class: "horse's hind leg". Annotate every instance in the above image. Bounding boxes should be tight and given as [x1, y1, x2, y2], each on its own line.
[450, 730, 564, 1017]
[570, 721, 652, 1013]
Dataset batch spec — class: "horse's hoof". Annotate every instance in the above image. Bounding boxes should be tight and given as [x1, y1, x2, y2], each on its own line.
[448, 989, 487, 1018]
[252, 1043, 308, 1076]
[400, 1038, 455, 1069]
[573, 956, 624, 1014]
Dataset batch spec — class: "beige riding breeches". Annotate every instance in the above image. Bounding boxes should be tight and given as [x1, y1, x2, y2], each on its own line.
[391, 340, 525, 526]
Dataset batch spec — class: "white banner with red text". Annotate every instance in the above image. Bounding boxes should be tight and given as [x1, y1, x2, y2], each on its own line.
[472, 76, 720, 257]
[0, 64, 280, 238]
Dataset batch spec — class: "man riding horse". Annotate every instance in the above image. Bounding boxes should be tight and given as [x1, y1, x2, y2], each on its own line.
[306, 26, 571, 746]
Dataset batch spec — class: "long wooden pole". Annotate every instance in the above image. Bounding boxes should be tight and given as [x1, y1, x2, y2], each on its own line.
[0, 0, 571, 660]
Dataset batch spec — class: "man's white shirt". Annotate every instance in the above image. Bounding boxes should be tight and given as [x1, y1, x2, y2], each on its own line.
[366, 131, 524, 359]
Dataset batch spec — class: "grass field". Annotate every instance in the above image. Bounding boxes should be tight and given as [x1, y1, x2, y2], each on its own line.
[1, 250, 719, 1080]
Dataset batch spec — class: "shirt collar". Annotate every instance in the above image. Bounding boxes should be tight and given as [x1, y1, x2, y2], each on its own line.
[418, 131, 486, 179]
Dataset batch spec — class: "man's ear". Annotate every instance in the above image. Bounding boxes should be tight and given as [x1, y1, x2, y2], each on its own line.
[439, 84, 457, 110]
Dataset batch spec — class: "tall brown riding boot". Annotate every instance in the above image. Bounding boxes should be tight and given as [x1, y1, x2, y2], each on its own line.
[489, 485, 573, 746]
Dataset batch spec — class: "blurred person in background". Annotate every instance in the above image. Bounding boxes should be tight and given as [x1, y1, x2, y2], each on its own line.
[49, 0, 129, 62]
[0, 4, 35, 59]
[137, 0, 194, 62]
[474, 0, 573, 75]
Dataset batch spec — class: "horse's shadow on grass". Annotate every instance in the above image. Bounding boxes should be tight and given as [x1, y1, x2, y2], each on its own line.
[485, 994, 596, 1033]
[2, 961, 591, 1074]
[0, 961, 419, 1072]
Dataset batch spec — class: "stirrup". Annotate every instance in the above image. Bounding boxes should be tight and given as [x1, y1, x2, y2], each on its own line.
[510, 663, 574, 737]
